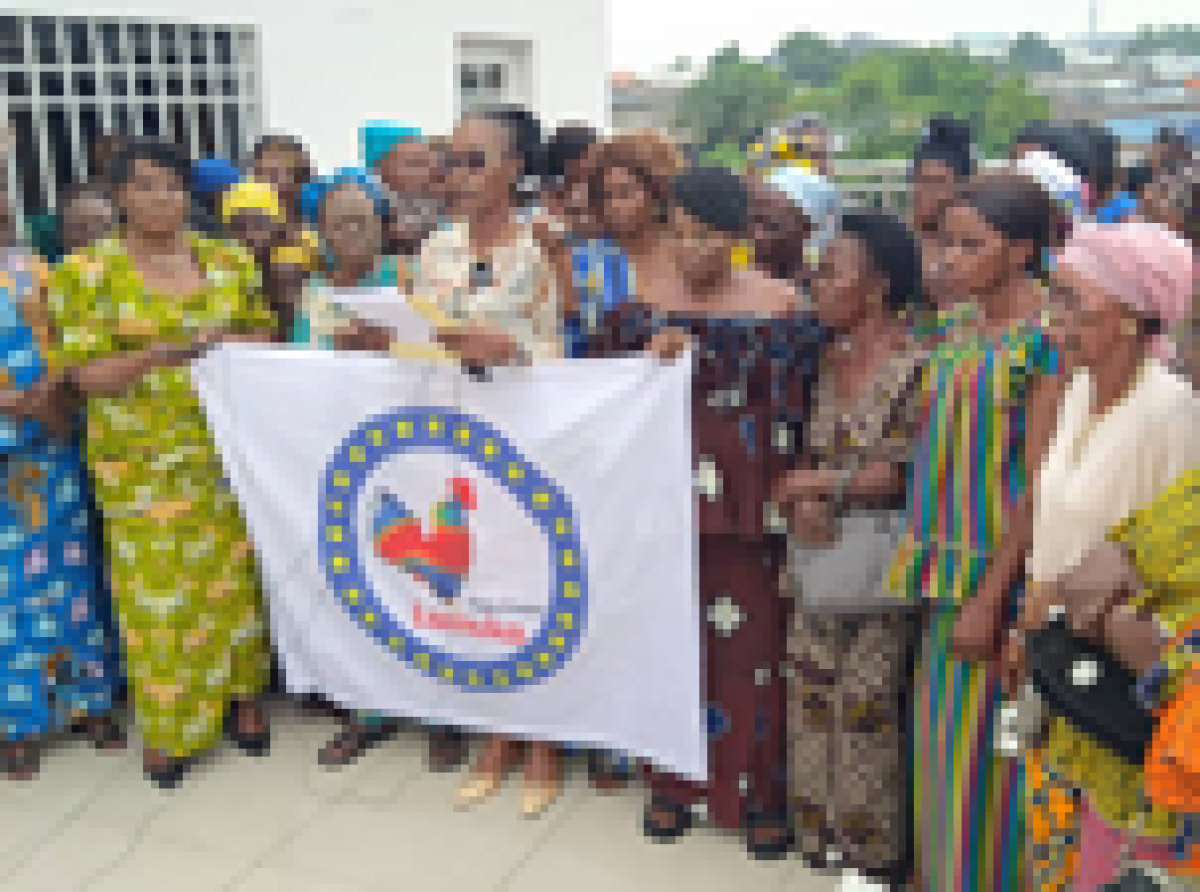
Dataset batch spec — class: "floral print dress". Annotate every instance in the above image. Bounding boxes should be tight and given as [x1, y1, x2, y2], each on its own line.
[48, 236, 275, 758]
[592, 303, 825, 831]
[0, 248, 121, 741]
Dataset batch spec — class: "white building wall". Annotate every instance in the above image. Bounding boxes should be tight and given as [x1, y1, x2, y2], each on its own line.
[16, 1, 609, 168]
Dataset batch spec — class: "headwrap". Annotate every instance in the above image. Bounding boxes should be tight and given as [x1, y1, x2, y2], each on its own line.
[670, 166, 749, 235]
[193, 156, 242, 197]
[766, 165, 841, 265]
[749, 116, 825, 173]
[221, 179, 283, 224]
[1016, 149, 1084, 219]
[300, 168, 392, 227]
[1058, 220, 1194, 361]
[360, 121, 421, 171]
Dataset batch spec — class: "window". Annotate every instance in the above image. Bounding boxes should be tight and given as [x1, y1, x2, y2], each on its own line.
[130, 23, 152, 65]
[214, 30, 232, 65]
[72, 71, 97, 98]
[484, 64, 505, 91]
[39, 72, 65, 97]
[33, 17, 58, 65]
[4, 72, 30, 98]
[159, 24, 179, 64]
[4, 15, 262, 228]
[454, 36, 532, 119]
[105, 73, 128, 97]
[458, 61, 511, 113]
[135, 74, 158, 97]
[189, 27, 207, 65]
[66, 21, 92, 65]
[100, 23, 122, 64]
[460, 64, 479, 94]
[0, 16, 23, 64]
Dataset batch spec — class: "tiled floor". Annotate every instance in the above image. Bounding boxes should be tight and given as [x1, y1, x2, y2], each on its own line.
[0, 700, 839, 892]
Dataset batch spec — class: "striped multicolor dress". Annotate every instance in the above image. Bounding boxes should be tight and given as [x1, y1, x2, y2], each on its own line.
[889, 309, 1059, 892]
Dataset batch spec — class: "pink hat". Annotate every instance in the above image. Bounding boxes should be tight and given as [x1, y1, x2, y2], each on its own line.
[1058, 220, 1194, 361]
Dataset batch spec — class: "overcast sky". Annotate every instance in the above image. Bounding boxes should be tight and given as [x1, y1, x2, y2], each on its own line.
[609, 0, 1199, 71]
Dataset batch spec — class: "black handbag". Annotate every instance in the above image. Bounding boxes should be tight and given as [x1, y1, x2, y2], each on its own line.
[1025, 618, 1157, 766]
[1101, 866, 1172, 891]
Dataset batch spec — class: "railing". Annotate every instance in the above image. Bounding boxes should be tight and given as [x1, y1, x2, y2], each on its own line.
[831, 150, 1148, 210]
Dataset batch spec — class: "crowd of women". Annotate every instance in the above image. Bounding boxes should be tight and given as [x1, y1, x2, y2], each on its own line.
[1, 107, 1198, 892]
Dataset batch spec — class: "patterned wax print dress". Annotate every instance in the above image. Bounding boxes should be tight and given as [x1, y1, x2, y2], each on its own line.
[48, 236, 275, 759]
[592, 302, 825, 831]
[0, 248, 120, 742]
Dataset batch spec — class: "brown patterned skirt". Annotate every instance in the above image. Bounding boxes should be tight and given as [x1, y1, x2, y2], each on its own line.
[787, 607, 919, 881]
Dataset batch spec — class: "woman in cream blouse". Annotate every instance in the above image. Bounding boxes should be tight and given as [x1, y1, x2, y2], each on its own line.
[1007, 220, 1200, 892]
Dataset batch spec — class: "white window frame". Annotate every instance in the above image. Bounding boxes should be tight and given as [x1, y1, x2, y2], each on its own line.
[454, 35, 535, 121]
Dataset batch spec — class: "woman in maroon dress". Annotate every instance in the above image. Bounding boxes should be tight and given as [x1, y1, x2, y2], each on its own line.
[591, 166, 826, 859]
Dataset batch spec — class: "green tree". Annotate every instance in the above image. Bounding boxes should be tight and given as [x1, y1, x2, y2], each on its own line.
[983, 72, 1052, 155]
[674, 44, 794, 153]
[774, 31, 846, 88]
[1007, 33, 1066, 72]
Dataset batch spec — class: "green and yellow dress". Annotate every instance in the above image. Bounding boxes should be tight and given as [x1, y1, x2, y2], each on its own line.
[48, 235, 276, 758]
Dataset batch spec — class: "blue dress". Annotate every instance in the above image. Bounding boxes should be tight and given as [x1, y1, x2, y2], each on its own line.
[0, 249, 119, 742]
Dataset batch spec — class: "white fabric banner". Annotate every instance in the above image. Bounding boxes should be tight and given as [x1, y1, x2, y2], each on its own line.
[193, 348, 705, 780]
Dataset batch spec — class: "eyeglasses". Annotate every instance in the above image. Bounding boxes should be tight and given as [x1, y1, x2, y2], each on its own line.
[443, 151, 489, 171]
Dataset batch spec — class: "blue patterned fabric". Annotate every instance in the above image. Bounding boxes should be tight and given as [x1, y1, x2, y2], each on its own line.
[0, 250, 120, 741]
[565, 239, 633, 360]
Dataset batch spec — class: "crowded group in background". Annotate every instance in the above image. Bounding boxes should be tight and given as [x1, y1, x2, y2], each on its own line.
[0, 103, 1198, 892]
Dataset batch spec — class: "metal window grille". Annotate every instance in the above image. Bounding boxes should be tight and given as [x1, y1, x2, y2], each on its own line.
[0, 12, 263, 233]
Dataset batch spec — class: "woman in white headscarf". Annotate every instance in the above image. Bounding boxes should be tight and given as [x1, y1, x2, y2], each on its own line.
[747, 165, 840, 289]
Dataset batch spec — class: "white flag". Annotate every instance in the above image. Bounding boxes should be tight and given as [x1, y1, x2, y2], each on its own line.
[193, 348, 705, 780]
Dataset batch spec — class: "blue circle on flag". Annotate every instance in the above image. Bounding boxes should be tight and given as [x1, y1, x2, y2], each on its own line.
[317, 407, 589, 691]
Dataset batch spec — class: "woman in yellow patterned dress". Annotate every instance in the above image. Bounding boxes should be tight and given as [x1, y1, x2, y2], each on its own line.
[47, 139, 278, 788]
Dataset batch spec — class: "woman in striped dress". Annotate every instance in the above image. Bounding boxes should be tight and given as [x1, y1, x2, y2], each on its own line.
[888, 171, 1065, 892]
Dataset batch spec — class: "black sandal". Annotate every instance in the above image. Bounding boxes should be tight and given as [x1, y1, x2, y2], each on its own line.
[642, 795, 693, 842]
[82, 717, 127, 752]
[744, 808, 795, 860]
[144, 757, 192, 790]
[587, 752, 630, 791]
[426, 727, 468, 772]
[318, 721, 401, 768]
[3, 741, 41, 780]
[224, 702, 271, 757]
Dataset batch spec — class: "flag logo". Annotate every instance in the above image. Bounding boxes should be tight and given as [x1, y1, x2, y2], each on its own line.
[318, 407, 589, 691]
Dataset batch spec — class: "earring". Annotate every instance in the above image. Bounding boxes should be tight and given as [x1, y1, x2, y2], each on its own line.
[1121, 317, 1139, 338]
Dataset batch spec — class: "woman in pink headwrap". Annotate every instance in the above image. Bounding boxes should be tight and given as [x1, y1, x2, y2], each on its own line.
[1004, 219, 1200, 892]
